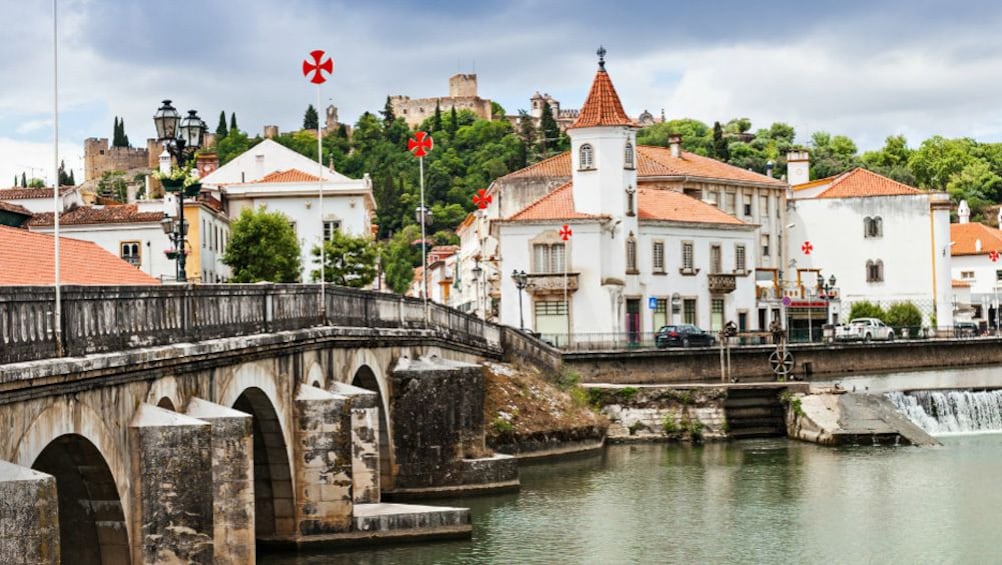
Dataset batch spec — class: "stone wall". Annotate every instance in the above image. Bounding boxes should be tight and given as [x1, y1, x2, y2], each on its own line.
[0, 462, 58, 564]
[83, 137, 152, 182]
[589, 385, 728, 442]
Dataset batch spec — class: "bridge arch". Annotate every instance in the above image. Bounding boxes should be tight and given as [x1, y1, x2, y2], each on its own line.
[145, 375, 183, 412]
[306, 360, 325, 389]
[13, 400, 131, 564]
[218, 362, 296, 538]
[350, 362, 394, 490]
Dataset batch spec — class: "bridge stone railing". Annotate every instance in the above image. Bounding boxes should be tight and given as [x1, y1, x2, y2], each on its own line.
[0, 284, 502, 365]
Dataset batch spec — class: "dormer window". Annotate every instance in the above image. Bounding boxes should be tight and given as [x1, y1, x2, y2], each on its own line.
[579, 144, 594, 170]
[624, 142, 635, 169]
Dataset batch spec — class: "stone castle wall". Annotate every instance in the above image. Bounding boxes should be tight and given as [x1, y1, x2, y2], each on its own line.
[391, 73, 493, 127]
[83, 138, 155, 182]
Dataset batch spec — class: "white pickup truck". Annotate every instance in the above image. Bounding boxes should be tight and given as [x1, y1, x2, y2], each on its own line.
[835, 318, 895, 342]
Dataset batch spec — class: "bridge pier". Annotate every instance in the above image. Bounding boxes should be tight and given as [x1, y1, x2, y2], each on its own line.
[293, 385, 353, 535]
[0, 461, 59, 564]
[186, 398, 255, 564]
[330, 382, 381, 504]
[129, 404, 214, 564]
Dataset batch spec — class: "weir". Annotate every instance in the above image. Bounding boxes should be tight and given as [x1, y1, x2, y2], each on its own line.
[886, 389, 1002, 434]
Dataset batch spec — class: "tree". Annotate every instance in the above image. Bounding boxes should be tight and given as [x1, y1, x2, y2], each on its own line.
[491, 101, 506, 120]
[223, 207, 302, 283]
[215, 111, 229, 139]
[230, 112, 238, 133]
[97, 171, 128, 201]
[58, 160, 73, 186]
[310, 230, 379, 287]
[380, 97, 395, 129]
[382, 225, 422, 293]
[27, 178, 44, 188]
[20, 172, 26, 187]
[809, 131, 861, 179]
[216, 129, 259, 165]
[431, 101, 442, 133]
[303, 104, 319, 130]
[849, 301, 886, 321]
[908, 136, 976, 191]
[712, 121, 729, 161]
[112, 117, 129, 148]
[946, 160, 1002, 219]
[448, 106, 459, 138]
[885, 302, 923, 329]
[539, 101, 560, 154]
[120, 118, 130, 148]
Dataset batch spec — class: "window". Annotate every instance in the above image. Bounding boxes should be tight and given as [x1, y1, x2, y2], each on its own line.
[761, 234, 770, 257]
[760, 195, 768, 218]
[624, 142, 635, 169]
[653, 241, 665, 273]
[626, 233, 638, 273]
[711, 298, 724, 332]
[724, 192, 736, 214]
[533, 243, 566, 273]
[735, 244, 746, 273]
[682, 241, 694, 271]
[710, 245, 722, 274]
[706, 191, 719, 206]
[120, 241, 140, 266]
[653, 298, 668, 331]
[864, 216, 883, 238]
[324, 220, 342, 241]
[743, 194, 752, 216]
[996, 269, 1002, 282]
[683, 298, 697, 325]
[961, 270, 975, 280]
[579, 144, 594, 169]
[202, 220, 206, 248]
[866, 259, 884, 282]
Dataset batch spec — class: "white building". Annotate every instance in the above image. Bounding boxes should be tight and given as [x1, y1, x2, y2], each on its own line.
[0, 186, 84, 214]
[949, 203, 1002, 328]
[199, 139, 350, 185]
[495, 53, 761, 346]
[787, 165, 952, 334]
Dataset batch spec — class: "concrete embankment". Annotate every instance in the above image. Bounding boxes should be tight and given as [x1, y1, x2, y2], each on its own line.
[787, 390, 940, 446]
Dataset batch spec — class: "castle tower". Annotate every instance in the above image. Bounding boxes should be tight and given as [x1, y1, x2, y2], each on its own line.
[325, 105, 339, 132]
[787, 150, 810, 186]
[529, 92, 545, 119]
[448, 73, 478, 98]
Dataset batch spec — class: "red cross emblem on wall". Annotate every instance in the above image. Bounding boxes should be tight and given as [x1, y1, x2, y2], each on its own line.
[302, 50, 333, 84]
[473, 188, 492, 209]
[990, 250, 999, 263]
[407, 131, 434, 157]
[801, 241, 813, 255]
[559, 224, 573, 241]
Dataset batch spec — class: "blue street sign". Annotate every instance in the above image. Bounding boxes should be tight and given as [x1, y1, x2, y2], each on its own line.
[648, 296, 657, 310]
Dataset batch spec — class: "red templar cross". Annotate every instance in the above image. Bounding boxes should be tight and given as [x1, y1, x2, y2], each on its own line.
[801, 241, 813, 255]
[473, 188, 492, 209]
[559, 224, 573, 241]
[408, 131, 434, 158]
[302, 50, 333, 84]
[990, 250, 1000, 263]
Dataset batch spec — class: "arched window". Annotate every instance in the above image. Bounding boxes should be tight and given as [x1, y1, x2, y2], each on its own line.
[864, 216, 883, 238]
[624, 142, 635, 169]
[580, 144, 594, 170]
[626, 232, 638, 273]
[866, 259, 884, 282]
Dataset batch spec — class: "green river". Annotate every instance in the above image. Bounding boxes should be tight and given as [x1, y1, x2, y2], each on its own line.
[263, 433, 1002, 564]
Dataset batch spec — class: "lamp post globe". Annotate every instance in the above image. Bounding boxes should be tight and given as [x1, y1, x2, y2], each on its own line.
[153, 100, 180, 142]
[512, 269, 528, 331]
[154, 100, 204, 283]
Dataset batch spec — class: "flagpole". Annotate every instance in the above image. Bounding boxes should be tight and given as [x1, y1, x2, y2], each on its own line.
[52, 0, 63, 356]
[420, 154, 428, 325]
[317, 82, 326, 323]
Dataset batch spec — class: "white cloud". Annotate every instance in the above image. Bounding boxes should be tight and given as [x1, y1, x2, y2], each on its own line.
[0, 138, 83, 188]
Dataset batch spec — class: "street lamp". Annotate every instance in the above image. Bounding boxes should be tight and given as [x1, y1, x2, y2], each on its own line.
[512, 269, 528, 331]
[415, 205, 434, 305]
[471, 258, 483, 319]
[153, 100, 205, 282]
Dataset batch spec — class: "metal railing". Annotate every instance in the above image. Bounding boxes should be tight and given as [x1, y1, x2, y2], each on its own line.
[0, 284, 503, 364]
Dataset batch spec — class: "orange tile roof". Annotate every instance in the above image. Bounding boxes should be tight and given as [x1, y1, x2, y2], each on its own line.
[497, 146, 784, 187]
[28, 204, 164, 227]
[254, 169, 322, 183]
[0, 201, 32, 216]
[952, 279, 971, 288]
[815, 168, 923, 199]
[0, 186, 75, 200]
[791, 175, 838, 192]
[638, 188, 746, 225]
[0, 225, 159, 285]
[950, 222, 1002, 257]
[508, 182, 608, 221]
[571, 68, 635, 129]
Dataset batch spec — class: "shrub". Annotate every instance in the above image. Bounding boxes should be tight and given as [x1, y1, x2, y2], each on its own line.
[556, 369, 580, 390]
[848, 301, 885, 321]
[619, 386, 639, 401]
[662, 412, 678, 434]
[687, 419, 704, 441]
[885, 301, 922, 328]
[491, 417, 514, 435]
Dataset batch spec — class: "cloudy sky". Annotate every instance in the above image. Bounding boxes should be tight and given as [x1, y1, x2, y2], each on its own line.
[4, 0, 1002, 186]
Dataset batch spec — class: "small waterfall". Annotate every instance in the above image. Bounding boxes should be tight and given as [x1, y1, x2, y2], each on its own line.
[886, 390, 1002, 435]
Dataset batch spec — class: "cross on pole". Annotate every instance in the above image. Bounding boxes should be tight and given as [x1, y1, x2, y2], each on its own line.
[409, 131, 435, 324]
[990, 250, 999, 263]
[801, 241, 813, 255]
[560, 223, 573, 346]
[473, 188, 492, 209]
[408, 131, 434, 157]
[302, 50, 333, 84]
[303, 49, 333, 323]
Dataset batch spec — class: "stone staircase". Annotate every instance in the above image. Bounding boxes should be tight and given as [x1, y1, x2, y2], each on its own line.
[724, 387, 787, 438]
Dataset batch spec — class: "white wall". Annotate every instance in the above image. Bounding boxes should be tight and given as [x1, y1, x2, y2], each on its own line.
[32, 223, 173, 280]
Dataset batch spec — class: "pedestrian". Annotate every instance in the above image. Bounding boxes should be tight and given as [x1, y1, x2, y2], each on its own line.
[770, 319, 784, 344]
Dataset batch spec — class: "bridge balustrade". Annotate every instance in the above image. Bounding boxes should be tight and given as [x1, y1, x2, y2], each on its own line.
[0, 284, 503, 364]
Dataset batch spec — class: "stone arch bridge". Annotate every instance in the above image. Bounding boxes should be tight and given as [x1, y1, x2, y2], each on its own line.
[0, 284, 559, 564]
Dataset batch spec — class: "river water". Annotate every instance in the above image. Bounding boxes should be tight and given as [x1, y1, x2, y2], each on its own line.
[262, 434, 1002, 564]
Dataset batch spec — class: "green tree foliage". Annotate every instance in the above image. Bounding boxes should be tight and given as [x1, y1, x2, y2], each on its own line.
[216, 128, 260, 165]
[848, 301, 886, 321]
[310, 230, 379, 287]
[946, 160, 1002, 219]
[382, 225, 422, 293]
[112, 117, 130, 148]
[380, 97, 396, 129]
[491, 101, 506, 120]
[711, 121, 729, 161]
[230, 112, 238, 133]
[303, 104, 319, 130]
[885, 302, 923, 328]
[97, 171, 128, 201]
[215, 111, 228, 139]
[809, 131, 860, 179]
[27, 178, 44, 188]
[538, 101, 561, 155]
[223, 207, 302, 283]
[861, 135, 915, 185]
[431, 101, 442, 133]
[636, 119, 713, 155]
[58, 160, 73, 186]
[20, 172, 26, 187]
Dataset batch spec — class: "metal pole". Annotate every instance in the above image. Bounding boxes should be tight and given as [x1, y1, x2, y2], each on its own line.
[52, 0, 62, 356]
[177, 188, 186, 282]
[420, 155, 428, 324]
[808, 288, 813, 343]
[563, 249, 568, 347]
[317, 83, 326, 322]
[518, 286, 524, 331]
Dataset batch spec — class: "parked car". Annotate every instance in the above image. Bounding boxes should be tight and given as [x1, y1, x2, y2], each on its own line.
[954, 322, 979, 338]
[655, 324, 716, 348]
[835, 318, 895, 342]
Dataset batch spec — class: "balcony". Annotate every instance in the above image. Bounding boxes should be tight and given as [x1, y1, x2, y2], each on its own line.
[707, 273, 736, 294]
[526, 272, 579, 296]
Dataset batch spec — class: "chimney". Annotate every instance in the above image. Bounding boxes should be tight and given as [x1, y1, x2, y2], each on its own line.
[159, 149, 171, 174]
[786, 149, 810, 186]
[668, 134, 682, 158]
[766, 160, 775, 178]
[958, 200, 970, 224]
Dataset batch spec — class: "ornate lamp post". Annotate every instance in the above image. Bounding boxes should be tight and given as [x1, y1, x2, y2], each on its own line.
[471, 258, 483, 319]
[512, 269, 528, 331]
[153, 100, 205, 282]
[820, 273, 838, 324]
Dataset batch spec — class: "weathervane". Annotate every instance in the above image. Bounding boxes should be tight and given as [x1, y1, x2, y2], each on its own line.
[597, 45, 606, 70]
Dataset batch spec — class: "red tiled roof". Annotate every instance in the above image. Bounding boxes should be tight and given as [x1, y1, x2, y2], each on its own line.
[638, 188, 746, 225]
[28, 204, 163, 227]
[950, 222, 1002, 257]
[0, 186, 75, 200]
[570, 68, 635, 129]
[497, 146, 784, 186]
[952, 279, 971, 288]
[254, 169, 322, 183]
[0, 201, 32, 216]
[0, 225, 159, 285]
[508, 182, 607, 221]
[814, 168, 923, 199]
